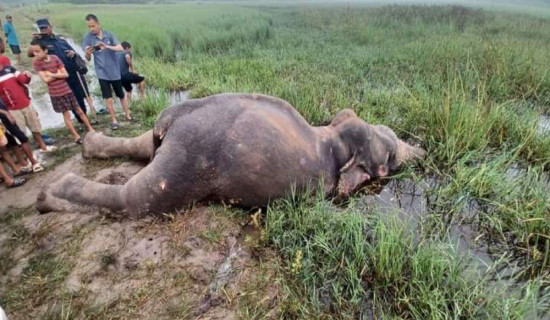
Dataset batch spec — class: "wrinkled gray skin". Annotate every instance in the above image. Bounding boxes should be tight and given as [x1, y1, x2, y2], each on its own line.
[37, 93, 426, 217]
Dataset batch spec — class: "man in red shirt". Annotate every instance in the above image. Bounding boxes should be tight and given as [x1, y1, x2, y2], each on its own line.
[31, 38, 94, 144]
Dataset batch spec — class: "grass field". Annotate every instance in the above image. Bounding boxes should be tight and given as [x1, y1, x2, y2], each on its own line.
[2, 1, 550, 319]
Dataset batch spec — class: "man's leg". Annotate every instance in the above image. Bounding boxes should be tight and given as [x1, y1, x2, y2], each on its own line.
[20, 106, 54, 152]
[0, 162, 14, 186]
[112, 80, 131, 120]
[32, 132, 48, 151]
[138, 79, 146, 100]
[63, 111, 80, 141]
[12, 146, 28, 167]
[20, 142, 38, 166]
[69, 94, 95, 133]
[67, 72, 87, 124]
[100, 79, 118, 126]
[74, 107, 95, 133]
[0, 147, 21, 173]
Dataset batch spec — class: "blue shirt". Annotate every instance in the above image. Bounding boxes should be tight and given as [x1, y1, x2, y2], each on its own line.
[117, 51, 131, 76]
[82, 30, 121, 81]
[3, 22, 19, 46]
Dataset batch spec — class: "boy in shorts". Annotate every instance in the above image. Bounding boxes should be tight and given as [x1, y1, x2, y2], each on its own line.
[118, 41, 146, 100]
[31, 38, 95, 144]
[0, 124, 27, 188]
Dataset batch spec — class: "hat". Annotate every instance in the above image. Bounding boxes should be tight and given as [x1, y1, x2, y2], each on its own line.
[36, 18, 50, 29]
[5, 14, 11, 19]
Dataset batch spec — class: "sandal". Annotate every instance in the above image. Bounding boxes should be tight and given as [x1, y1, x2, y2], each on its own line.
[75, 138, 83, 145]
[14, 167, 33, 177]
[33, 163, 44, 173]
[6, 177, 27, 188]
[111, 123, 120, 130]
[39, 145, 58, 153]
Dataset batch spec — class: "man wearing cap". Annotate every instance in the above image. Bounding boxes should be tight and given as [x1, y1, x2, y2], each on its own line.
[3, 14, 21, 65]
[29, 18, 97, 126]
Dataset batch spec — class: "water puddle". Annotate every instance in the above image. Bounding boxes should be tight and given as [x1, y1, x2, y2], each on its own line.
[359, 177, 512, 276]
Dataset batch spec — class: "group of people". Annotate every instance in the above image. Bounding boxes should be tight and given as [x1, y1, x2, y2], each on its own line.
[0, 13, 147, 189]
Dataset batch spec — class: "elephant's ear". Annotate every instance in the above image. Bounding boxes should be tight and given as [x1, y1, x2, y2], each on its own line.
[337, 151, 371, 197]
[331, 109, 357, 127]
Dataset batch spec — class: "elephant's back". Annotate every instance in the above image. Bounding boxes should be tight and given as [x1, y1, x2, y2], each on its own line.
[160, 93, 329, 206]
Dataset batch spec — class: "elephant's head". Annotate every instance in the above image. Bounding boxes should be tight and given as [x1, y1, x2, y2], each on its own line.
[331, 109, 426, 197]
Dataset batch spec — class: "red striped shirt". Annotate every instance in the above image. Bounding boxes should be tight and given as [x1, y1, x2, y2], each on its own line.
[32, 55, 72, 97]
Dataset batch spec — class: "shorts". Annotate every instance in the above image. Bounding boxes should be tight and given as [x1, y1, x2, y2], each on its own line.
[99, 79, 125, 100]
[50, 93, 78, 113]
[0, 112, 29, 144]
[4, 131, 20, 148]
[0, 125, 19, 148]
[9, 45, 21, 55]
[121, 73, 145, 92]
[11, 106, 42, 134]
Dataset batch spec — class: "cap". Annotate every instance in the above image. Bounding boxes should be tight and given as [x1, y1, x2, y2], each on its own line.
[36, 18, 50, 29]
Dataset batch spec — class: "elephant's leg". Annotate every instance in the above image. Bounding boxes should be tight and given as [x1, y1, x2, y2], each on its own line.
[36, 173, 126, 214]
[82, 130, 154, 161]
[37, 153, 199, 217]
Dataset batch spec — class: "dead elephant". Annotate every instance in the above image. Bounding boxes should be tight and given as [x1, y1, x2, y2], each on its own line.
[36, 93, 426, 217]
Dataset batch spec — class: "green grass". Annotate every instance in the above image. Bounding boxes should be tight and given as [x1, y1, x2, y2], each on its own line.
[9, 2, 550, 318]
[266, 187, 550, 319]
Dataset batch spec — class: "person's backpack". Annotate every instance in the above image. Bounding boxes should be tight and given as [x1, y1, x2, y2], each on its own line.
[74, 53, 88, 75]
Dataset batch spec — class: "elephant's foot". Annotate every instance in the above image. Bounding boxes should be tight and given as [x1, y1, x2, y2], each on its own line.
[82, 131, 106, 159]
[36, 187, 73, 214]
[36, 173, 89, 213]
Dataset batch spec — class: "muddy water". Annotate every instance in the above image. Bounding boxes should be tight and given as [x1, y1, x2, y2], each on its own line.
[360, 178, 500, 271]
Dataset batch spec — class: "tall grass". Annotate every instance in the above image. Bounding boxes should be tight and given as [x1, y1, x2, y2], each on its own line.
[266, 187, 550, 319]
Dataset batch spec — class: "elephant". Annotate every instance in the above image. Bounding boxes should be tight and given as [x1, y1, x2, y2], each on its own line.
[36, 93, 426, 217]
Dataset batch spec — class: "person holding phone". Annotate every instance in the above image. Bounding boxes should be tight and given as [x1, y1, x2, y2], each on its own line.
[82, 14, 131, 130]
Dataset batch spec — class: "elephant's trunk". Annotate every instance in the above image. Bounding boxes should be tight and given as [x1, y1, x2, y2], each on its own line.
[395, 139, 426, 166]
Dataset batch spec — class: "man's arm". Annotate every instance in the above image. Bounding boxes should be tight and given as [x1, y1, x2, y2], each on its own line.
[101, 42, 123, 52]
[82, 36, 93, 61]
[125, 53, 135, 73]
[103, 32, 123, 52]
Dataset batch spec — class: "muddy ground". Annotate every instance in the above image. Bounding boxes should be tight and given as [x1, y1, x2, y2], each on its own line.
[0, 144, 280, 319]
